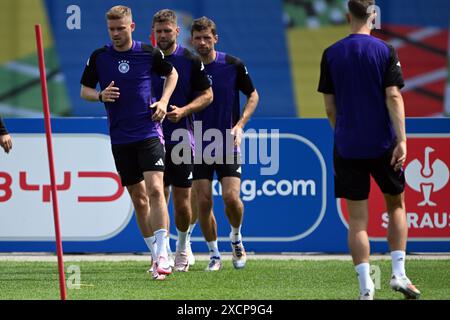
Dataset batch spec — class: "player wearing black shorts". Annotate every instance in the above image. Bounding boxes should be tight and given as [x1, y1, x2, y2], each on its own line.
[191, 17, 259, 271]
[80, 6, 178, 280]
[151, 9, 213, 272]
[318, 0, 420, 300]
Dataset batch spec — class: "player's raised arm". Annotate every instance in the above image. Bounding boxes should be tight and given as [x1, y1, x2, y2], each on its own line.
[81, 81, 120, 103]
[151, 67, 178, 122]
[167, 87, 213, 123]
[167, 56, 213, 123]
[160, 67, 178, 105]
[180, 57, 214, 115]
[150, 48, 178, 122]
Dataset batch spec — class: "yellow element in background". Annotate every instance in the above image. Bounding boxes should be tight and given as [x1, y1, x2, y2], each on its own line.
[287, 26, 348, 118]
[0, 0, 53, 64]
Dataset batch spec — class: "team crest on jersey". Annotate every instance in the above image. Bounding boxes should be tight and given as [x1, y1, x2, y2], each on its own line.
[118, 60, 130, 73]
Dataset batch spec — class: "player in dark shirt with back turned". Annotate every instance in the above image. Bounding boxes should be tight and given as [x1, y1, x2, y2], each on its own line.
[190, 17, 259, 272]
[318, 0, 420, 300]
[151, 9, 213, 272]
[80, 5, 178, 280]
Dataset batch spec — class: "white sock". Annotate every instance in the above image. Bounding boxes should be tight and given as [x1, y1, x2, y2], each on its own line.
[230, 225, 242, 243]
[144, 236, 157, 261]
[186, 223, 196, 248]
[188, 223, 197, 237]
[154, 229, 168, 258]
[166, 234, 173, 255]
[391, 250, 406, 277]
[207, 240, 220, 259]
[355, 263, 374, 294]
[177, 229, 188, 251]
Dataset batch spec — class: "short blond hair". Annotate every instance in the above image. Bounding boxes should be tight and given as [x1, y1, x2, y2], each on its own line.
[105, 5, 132, 20]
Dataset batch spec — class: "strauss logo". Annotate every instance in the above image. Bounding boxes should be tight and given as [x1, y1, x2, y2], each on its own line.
[405, 147, 449, 206]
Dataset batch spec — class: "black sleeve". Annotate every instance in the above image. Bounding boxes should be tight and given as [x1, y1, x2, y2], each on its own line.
[236, 60, 255, 96]
[237, 62, 255, 96]
[0, 116, 8, 135]
[80, 48, 104, 89]
[225, 55, 255, 95]
[318, 49, 334, 94]
[384, 45, 405, 89]
[190, 56, 211, 92]
[151, 48, 174, 77]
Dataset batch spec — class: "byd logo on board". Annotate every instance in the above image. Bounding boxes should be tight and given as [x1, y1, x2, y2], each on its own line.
[0, 134, 133, 241]
[338, 136, 450, 241]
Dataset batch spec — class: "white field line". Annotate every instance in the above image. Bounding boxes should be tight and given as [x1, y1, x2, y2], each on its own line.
[0, 253, 449, 262]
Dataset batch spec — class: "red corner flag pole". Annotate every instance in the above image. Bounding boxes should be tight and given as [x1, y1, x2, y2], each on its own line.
[35, 24, 67, 300]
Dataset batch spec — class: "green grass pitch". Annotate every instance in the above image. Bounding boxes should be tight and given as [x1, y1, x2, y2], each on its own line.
[0, 259, 449, 300]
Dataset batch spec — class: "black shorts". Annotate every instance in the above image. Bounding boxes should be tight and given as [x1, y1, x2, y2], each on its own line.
[164, 144, 194, 188]
[193, 153, 242, 181]
[333, 146, 405, 201]
[111, 137, 165, 186]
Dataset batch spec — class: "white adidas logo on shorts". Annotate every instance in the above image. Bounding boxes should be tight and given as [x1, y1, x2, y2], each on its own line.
[155, 158, 164, 166]
[187, 172, 193, 180]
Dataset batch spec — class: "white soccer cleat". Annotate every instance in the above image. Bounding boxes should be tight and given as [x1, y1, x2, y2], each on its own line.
[156, 255, 172, 275]
[168, 253, 175, 268]
[205, 257, 222, 272]
[231, 240, 247, 269]
[390, 275, 421, 299]
[358, 289, 374, 300]
[149, 261, 166, 281]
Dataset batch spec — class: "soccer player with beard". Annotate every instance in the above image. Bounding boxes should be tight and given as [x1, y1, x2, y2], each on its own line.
[151, 9, 213, 272]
